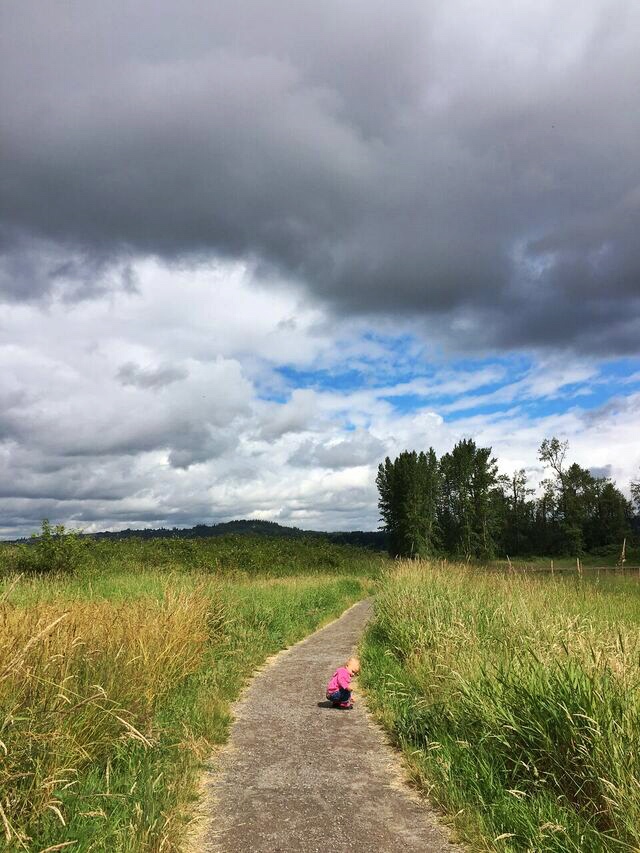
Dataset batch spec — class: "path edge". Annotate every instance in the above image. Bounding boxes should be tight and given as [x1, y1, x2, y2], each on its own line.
[181, 597, 371, 852]
[183, 596, 464, 852]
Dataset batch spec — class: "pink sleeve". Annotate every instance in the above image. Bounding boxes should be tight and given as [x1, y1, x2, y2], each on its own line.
[336, 667, 351, 689]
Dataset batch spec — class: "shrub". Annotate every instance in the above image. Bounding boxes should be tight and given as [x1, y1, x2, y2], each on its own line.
[13, 520, 85, 574]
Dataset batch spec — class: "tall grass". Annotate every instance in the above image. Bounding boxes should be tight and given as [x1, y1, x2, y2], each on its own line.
[0, 557, 372, 850]
[362, 561, 640, 852]
[1, 587, 216, 849]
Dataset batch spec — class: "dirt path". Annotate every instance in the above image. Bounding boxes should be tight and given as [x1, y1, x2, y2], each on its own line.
[197, 600, 461, 852]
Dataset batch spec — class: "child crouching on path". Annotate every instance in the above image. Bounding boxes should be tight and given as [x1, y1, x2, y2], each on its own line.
[326, 657, 360, 709]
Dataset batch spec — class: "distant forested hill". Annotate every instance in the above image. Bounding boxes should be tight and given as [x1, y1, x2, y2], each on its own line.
[10, 519, 388, 550]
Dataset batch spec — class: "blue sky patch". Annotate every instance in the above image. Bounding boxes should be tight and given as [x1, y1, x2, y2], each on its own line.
[266, 334, 640, 427]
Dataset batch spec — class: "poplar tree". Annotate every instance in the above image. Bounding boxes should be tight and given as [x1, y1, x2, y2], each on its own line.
[376, 449, 440, 557]
[439, 439, 499, 559]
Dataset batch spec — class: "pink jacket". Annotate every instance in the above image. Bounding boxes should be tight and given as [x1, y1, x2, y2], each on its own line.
[326, 666, 351, 694]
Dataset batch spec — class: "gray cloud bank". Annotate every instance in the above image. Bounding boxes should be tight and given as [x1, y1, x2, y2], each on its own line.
[117, 361, 189, 390]
[2, 1, 640, 352]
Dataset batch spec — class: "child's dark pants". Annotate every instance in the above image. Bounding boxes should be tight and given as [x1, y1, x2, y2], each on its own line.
[327, 687, 352, 706]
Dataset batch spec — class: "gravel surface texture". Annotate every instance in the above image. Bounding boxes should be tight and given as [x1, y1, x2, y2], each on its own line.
[198, 599, 461, 853]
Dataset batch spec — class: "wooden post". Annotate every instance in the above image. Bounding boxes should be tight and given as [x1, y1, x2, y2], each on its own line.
[551, 559, 554, 576]
[618, 538, 627, 568]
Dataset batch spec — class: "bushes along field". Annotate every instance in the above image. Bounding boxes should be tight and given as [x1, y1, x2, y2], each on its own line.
[361, 562, 640, 852]
[1, 526, 381, 579]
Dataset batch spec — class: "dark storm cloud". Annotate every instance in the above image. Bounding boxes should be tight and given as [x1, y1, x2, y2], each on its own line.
[1, 1, 639, 351]
[0, 230, 138, 302]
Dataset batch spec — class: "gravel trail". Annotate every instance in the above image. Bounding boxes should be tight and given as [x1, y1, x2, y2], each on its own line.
[198, 599, 461, 853]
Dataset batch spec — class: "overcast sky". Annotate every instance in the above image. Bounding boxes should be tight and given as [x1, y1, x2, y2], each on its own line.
[1, 1, 639, 538]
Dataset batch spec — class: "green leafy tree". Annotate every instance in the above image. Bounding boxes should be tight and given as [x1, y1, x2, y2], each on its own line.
[378, 438, 634, 561]
[499, 469, 535, 555]
[562, 462, 596, 555]
[532, 477, 560, 555]
[586, 479, 631, 550]
[376, 449, 440, 557]
[539, 438, 585, 554]
[539, 438, 631, 554]
[439, 439, 499, 560]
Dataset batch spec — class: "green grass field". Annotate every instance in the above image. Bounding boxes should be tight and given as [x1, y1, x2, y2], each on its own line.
[6, 530, 640, 852]
[0, 535, 383, 851]
[361, 561, 640, 852]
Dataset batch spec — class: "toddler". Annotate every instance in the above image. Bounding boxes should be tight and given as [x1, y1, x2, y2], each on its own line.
[325, 656, 360, 709]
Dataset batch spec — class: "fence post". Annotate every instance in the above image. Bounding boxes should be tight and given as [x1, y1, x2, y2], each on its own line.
[617, 538, 626, 569]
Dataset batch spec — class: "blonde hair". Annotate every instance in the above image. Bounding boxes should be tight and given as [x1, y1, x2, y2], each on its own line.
[346, 656, 360, 673]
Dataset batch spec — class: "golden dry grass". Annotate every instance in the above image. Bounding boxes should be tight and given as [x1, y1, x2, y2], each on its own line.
[0, 565, 367, 851]
[0, 588, 219, 848]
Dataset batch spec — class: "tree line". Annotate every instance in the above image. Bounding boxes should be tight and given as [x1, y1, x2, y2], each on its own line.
[377, 437, 640, 559]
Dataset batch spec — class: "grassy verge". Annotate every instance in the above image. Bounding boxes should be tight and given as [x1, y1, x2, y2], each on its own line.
[1, 545, 378, 851]
[361, 561, 640, 852]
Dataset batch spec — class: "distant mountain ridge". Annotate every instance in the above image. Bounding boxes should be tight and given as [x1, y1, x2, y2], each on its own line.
[9, 519, 387, 550]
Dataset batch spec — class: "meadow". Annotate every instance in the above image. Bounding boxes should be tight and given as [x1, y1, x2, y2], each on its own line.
[0, 533, 382, 851]
[362, 561, 640, 852]
[6, 528, 640, 853]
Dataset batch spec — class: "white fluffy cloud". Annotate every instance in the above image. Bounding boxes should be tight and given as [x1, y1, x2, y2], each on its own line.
[1, 258, 639, 538]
